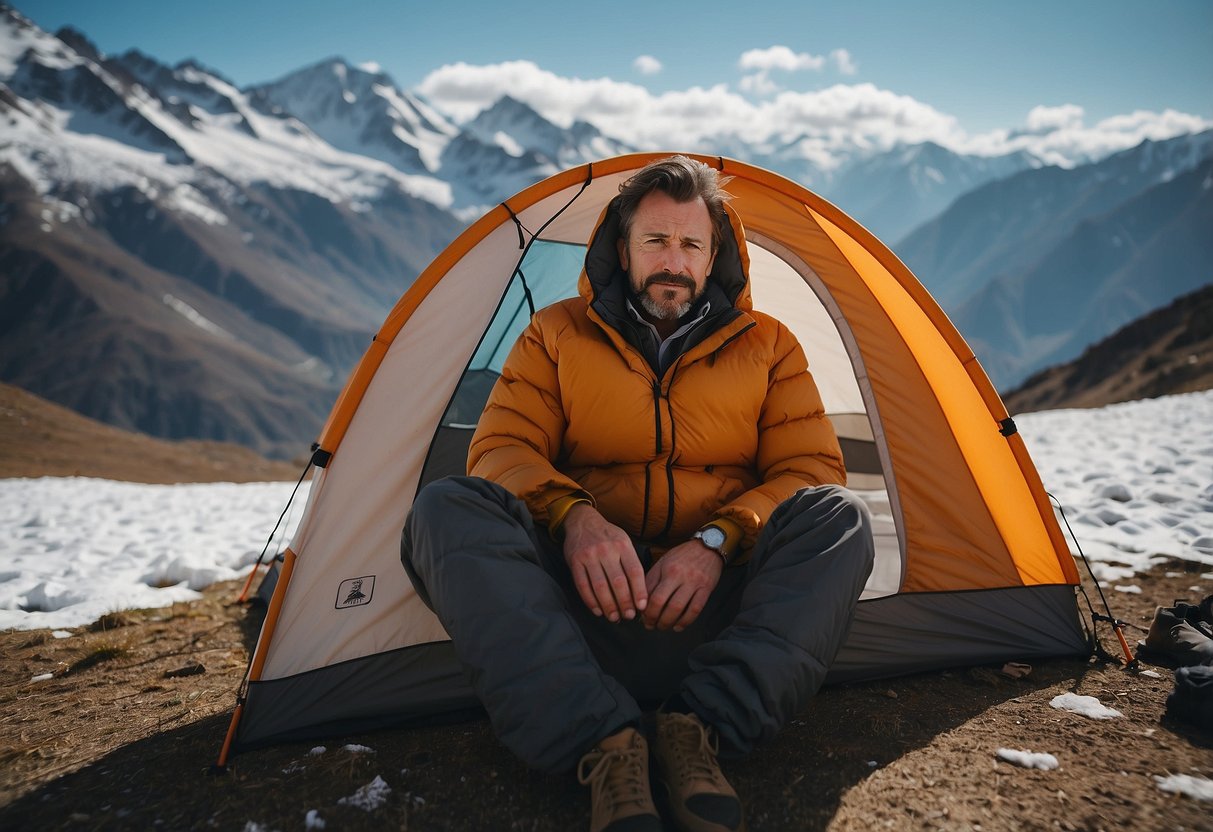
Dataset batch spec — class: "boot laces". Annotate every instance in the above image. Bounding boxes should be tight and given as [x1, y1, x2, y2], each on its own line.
[578, 744, 651, 816]
[664, 714, 725, 786]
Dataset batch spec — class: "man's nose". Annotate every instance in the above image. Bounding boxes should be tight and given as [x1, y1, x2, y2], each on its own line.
[659, 249, 688, 274]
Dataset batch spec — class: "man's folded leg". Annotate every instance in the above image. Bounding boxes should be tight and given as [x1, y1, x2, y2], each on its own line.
[401, 475, 643, 774]
[681, 485, 875, 756]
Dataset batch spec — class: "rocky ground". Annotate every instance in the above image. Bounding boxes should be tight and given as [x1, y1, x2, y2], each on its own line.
[1, 561, 1210, 831]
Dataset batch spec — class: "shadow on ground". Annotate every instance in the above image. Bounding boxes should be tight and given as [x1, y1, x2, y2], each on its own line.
[0, 658, 1096, 831]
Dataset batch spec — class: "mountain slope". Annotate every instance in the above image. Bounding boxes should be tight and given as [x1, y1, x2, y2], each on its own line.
[0, 9, 463, 456]
[824, 142, 1039, 244]
[956, 154, 1213, 387]
[2, 4, 1210, 458]
[244, 58, 457, 175]
[1001, 283, 1213, 413]
[0, 382, 301, 481]
[899, 130, 1213, 309]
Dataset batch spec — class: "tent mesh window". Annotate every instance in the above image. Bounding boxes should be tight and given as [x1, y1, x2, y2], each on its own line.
[417, 240, 586, 490]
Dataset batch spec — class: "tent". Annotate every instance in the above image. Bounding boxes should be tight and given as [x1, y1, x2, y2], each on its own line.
[219, 153, 1088, 762]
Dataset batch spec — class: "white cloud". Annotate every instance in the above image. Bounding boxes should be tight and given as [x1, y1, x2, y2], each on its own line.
[738, 46, 826, 73]
[735, 45, 857, 96]
[1025, 104, 1085, 133]
[633, 55, 662, 76]
[830, 48, 858, 76]
[416, 59, 1212, 170]
[966, 106, 1212, 166]
[417, 60, 654, 126]
[739, 73, 779, 96]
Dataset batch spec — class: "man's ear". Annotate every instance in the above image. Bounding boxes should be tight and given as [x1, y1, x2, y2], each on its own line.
[616, 237, 629, 271]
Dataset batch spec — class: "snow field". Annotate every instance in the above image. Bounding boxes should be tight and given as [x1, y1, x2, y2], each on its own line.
[1, 390, 1210, 631]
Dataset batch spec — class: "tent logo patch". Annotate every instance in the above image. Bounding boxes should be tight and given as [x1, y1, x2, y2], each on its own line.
[335, 576, 375, 609]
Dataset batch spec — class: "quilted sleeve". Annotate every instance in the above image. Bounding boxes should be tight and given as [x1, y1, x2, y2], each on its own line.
[467, 312, 588, 524]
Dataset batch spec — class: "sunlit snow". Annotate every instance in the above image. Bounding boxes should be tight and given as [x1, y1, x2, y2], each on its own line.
[1, 391, 1211, 631]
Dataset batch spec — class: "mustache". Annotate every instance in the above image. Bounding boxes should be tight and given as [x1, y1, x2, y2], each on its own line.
[641, 273, 695, 291]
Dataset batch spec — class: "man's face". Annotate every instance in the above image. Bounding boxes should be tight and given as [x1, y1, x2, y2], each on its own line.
[617, 190, 718, 322]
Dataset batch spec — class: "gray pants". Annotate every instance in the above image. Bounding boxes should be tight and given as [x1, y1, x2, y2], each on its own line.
[401, 476, 873, 773]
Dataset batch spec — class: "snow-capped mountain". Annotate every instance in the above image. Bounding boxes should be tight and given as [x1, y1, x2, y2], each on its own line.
[463, 94, 634, 169]
[244, 58, 457, 176]
[0, 6, 462, 456]
[247, 66, 635, 216]
[2, 4, 1209, 457]
[824, 141, 1041, 244]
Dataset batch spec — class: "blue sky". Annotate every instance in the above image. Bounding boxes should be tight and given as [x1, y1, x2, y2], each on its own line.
[13, 0, 1213, 161]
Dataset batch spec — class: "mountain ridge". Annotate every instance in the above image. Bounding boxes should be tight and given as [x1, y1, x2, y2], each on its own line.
[1002, 283, 1213, 413]
[900, 130, 1213, 387]
[2, 4, 1209, 457]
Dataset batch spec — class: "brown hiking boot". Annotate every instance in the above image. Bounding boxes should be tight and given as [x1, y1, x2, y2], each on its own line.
[576, 727, 661, 832]
[653, 711, 745, 832]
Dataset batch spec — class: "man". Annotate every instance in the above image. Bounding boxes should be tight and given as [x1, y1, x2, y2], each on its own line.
[402, 156, 874, 832]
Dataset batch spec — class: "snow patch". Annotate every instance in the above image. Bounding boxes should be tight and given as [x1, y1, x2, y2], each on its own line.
[0, 477, 309, 630]
[1018, 391, 1213, 575]
[1049, 693, 1123, 720]
[492, 130, 525, 157]
[162, 294, 236, 341]
[304, 809, 326, 829]
[1154, 773, 1213, 801]
[996, 748, 1059, 770]
[164, 184, 228, 225]
[337, 776, 391, 811]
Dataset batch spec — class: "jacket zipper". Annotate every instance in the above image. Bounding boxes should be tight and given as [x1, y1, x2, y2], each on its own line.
[654, 321, 756, 541]
[636, 320, 757, 543]
[640, 379, 663, 539]
[662, 374, 678, 539]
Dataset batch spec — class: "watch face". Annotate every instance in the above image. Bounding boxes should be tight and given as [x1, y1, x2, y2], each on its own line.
[699, 527, 726, 550]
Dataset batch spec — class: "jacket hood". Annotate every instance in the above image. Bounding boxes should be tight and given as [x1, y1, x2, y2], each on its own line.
[579, 195, 753, 311]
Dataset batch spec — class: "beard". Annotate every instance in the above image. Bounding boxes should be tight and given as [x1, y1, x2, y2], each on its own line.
[633, 273, 700, 321]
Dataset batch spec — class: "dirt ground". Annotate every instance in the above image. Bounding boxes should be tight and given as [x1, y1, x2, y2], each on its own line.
[2, 557, 1211, 831]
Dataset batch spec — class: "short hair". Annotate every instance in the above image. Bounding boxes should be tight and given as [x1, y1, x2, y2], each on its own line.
[616, 156, 732, 252]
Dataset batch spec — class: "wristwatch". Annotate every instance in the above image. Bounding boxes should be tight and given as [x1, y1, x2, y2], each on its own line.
[692, 525, 730, 563]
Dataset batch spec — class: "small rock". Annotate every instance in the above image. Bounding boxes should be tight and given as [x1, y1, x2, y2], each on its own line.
[164, 662, 205, 678]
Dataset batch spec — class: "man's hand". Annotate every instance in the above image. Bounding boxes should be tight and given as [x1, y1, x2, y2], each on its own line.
[642, 539, 723, 632]
[561, 503, 648, 622]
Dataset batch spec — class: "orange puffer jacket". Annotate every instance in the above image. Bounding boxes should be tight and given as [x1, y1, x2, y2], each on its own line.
[468, 198, 845, 553]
